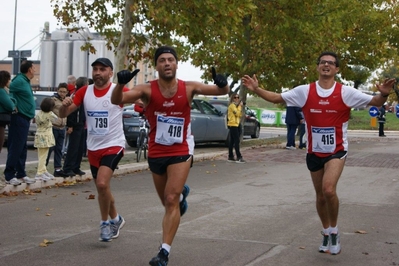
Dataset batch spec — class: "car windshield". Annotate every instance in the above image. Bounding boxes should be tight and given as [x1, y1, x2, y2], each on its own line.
[34, 94, 55, 110]
[212, 104, 228, 114]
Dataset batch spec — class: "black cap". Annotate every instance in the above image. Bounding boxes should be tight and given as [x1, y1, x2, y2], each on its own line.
[154, 46, 178, 65]
[91, 58, 113, 70]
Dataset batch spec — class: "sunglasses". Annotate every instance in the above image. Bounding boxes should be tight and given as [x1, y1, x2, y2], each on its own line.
[234, 96, 239, 99]
[319, 60, 336, 66]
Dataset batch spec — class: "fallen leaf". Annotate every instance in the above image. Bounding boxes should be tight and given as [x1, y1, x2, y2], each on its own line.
[71, 192, 78, 195]
[35, 208, 40, 211]
[46, 213, 51, 216]
[299, 246, 306, 249]
[43, 239, 53, 244]
[355, 230, 367, 234]
[39, 239, 53, 247]
[87, 194, 95, 200]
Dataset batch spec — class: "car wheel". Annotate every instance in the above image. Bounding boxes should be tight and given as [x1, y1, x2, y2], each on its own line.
[126, 139, 137, 148]
[251, 126, 260, 139]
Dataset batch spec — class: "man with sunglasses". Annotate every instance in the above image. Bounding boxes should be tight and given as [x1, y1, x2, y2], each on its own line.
[242, 51, 395, 255]
[228, 94, 245, 163]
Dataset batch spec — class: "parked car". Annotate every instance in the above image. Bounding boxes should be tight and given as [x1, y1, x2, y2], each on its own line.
[122, 99, 229, 148]
[122, 104, 146, 148]
[5, 91, 56, 144]
[208, 99, 261, 138]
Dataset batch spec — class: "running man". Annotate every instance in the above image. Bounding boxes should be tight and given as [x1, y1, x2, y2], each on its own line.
[59, 58, 139, 242]
[242, 51, 395, 255]
[111, 45, 229, 265]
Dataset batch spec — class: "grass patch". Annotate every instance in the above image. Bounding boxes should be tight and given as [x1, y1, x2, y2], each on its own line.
[262, 110, 398, 131]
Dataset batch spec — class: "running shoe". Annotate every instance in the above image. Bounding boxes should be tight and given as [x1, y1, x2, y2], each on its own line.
[149, 248, 169, 266]
[35, 174, 51, 181]
[180, 184, 190, 216]
[21, 176, 36, 184]
[99, 221, 112, 242]
[6, 177, 22, 186]
[44, 172, 55, 180]
[319, 231, 330, 253]
[236, 157, 246, 163]
[110, 215, 126, 239]
[329, 233, 341, 255]
[227, 157, 236, 162]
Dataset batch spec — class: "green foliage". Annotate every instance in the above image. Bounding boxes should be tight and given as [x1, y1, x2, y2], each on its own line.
[51, 0, 399, 92]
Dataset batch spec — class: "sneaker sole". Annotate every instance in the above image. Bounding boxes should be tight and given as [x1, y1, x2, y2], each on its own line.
[98, 238, 112, 242]
[111, 218, 126, 239]
[330, 248, 341, 255]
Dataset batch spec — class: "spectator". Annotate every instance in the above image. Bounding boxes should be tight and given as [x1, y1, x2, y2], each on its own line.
[34, 97, 57, 181]
[61, 77, 88, 176]
[4, 60, 37, 186]
[227, 93, 245, 163]
[378, 104, 387, 137]
[298, 110, 306, 149]
[46, 83, 68, 177]
[67, 75, 76, 95]
[0, 70, 15, 152]
[285, 106, 302, 150]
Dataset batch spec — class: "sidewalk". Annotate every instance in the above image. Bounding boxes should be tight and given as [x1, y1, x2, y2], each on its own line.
[0, 149, 230, 194]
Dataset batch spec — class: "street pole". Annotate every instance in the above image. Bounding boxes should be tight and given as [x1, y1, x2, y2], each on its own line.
[13, 0, 17, 50]
[11, 0, 18, 76]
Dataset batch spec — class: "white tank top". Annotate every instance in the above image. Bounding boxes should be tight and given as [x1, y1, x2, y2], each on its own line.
[84, 83, 125, 150]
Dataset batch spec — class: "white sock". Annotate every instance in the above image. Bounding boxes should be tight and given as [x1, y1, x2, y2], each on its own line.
[100, 220, 109, 225]
[179, 194, 183, 202]
[322, 227, 330, 235]
[330, 226, 338, 234]
[111, 214, 120, 223]
[161, 243, 171, 254]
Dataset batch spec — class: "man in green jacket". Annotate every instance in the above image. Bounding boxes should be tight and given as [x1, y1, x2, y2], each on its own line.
[4, 60, 37, 186]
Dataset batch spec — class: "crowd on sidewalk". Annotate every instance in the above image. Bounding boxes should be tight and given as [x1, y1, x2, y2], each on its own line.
[0, 61, 88, 189]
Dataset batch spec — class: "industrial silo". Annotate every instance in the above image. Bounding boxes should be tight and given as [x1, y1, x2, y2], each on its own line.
[72, 40, 89, 78]
[87, 40, 115, 77]
[39, 40, 56, 89]
[55, 40, 72, 86]
[51, 30, 69, 41]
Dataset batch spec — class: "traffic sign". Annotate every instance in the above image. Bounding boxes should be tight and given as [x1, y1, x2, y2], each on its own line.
[369, 106, 379, 117]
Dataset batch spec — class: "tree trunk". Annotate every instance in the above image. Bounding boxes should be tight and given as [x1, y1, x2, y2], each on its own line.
[113, 0, 135, 82]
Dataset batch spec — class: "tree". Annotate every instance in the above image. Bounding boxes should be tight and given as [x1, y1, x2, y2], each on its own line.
[51, 0, 255, 75]
[51, 0, 399, 93]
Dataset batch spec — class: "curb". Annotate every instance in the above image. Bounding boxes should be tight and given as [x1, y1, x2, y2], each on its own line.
[0, 150, 228, 194]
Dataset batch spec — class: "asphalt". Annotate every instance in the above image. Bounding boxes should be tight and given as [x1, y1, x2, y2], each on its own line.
[0, 129, 398, 265]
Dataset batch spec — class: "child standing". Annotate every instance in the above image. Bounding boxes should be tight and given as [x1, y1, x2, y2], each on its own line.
[34, 97, 57, 181]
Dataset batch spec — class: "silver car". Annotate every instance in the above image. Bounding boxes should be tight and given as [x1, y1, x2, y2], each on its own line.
[5, 91, 56, 145]
[122, 99, 229, 148]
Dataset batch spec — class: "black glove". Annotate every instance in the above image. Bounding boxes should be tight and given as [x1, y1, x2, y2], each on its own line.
[117, 69, 140, 84]
[211, 67, 227, 88]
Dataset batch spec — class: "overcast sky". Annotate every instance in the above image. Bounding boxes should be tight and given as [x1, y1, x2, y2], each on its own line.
[0, 0, 204, 81]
